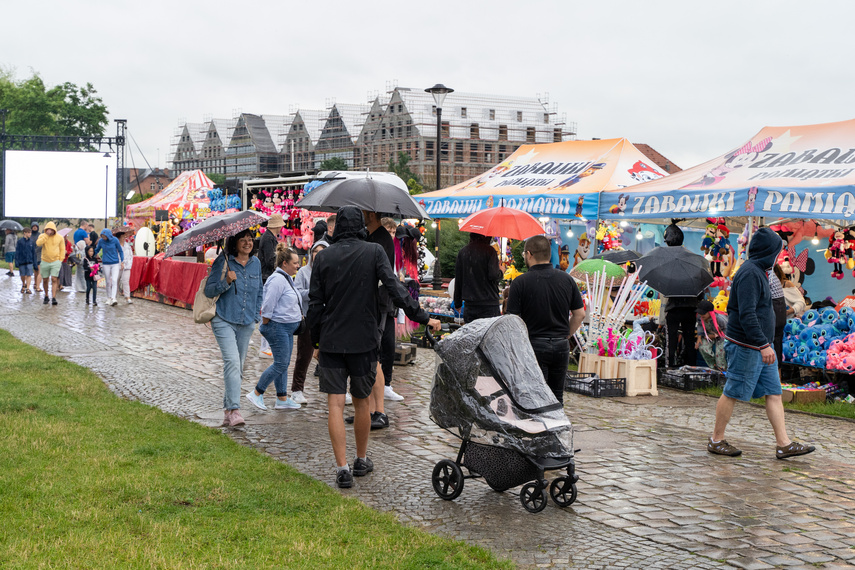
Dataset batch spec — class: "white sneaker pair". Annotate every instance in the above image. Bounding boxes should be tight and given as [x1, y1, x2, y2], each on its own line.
[384, 386, 404, 401]
[291, 391, 308, 405]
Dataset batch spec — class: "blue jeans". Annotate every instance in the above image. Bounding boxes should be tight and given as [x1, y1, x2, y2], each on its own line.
[257, 320, 300, 397]
[211, 316, 256, 409]
[723, 341, 782, 401]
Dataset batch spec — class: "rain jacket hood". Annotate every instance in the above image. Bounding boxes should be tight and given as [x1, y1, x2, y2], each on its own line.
[331, 206, 367, 243]
[747, 227, 783, 271]
[35, 222, 66, 263]
[95, 228, 124, 265]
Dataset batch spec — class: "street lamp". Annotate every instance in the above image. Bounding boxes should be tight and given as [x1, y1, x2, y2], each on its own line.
[103, 152, 111, 228]
[425, 83, 454, 291]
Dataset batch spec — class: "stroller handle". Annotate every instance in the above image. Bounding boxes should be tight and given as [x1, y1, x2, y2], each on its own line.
[424, 328, 437, 348]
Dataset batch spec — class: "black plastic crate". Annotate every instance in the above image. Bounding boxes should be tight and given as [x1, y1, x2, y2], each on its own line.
[565, 371, 626, 398]
[660, 368, 723, 391]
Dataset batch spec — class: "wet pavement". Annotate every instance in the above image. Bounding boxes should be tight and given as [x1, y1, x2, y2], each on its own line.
[2, 276, 855, 569]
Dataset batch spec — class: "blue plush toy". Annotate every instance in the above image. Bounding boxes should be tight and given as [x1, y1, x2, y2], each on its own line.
[820, 307, 839, 323]
[801, 309, 820, 326]
[839, 306, 855, 320]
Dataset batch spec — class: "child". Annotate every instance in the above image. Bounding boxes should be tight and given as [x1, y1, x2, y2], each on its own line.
[83, 246, 101, 306]
[15, 227, 34, 293]
[4, 228, 16, 276]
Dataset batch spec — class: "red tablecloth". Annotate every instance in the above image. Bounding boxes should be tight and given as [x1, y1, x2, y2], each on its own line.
[129, 256, 209, 305]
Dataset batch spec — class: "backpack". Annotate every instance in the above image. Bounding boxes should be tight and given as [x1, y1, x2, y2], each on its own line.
[193, 256, 229, 324]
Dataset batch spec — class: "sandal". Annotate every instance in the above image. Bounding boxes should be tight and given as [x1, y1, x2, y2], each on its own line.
[776, 441, 815, 459]
[708, 438, 742, 456]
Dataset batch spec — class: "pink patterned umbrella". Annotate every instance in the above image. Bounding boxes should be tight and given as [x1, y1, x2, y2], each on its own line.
[164, 210, 268, 258]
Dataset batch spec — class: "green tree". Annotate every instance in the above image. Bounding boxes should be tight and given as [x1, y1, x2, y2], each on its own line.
[127, 192, 155, 205]
[424, 220, 469, 278]
[206, 173, 226, 186]
[319, 157, 348, 171]
[0, 69, 108, 139]
[387, 152, 423, 194]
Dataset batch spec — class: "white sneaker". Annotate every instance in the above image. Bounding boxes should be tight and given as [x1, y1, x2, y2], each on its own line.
[126, 298, 133, 304]
[291, 391, 308, 405]
[274, 397, 301, 410]
[245, 391, 267, 410]
[384, 386, 404, 401]
[110, 298, 118, 306]
[259, 348, 273, 358]
[344, 392, 352, 405]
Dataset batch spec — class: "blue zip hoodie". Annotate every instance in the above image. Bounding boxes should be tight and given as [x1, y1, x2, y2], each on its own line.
[94, 229, 125, 265]
[725, 227, 783, 350]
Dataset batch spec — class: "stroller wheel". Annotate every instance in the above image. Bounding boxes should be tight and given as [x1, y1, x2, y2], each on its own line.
[549, 477, 578, 507]
[432, 460, 464, 501]
[520, 482, 548, 513]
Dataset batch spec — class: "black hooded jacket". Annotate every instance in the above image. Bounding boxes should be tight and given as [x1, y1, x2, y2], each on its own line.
[453, 232, 502, 308]
[725, 227, 783, 350]
[307, 206, 430, 353]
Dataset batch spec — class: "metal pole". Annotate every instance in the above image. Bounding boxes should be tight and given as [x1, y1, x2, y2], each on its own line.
[0, 109, 6, 220]
[104, 164, 109, 228]
[432, 106, 442, 291]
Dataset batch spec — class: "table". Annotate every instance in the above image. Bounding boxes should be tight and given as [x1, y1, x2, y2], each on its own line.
[129, 255, 209, 309]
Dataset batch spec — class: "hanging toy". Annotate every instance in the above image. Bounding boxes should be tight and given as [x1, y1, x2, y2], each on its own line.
[828, 229, 847, 279]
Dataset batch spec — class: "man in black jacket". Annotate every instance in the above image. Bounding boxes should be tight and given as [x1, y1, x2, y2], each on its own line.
[308, 206, 440, 488]
[453, 232, 503, 323]
[258, 214, 284, 282]
[708, 227, 814, 460]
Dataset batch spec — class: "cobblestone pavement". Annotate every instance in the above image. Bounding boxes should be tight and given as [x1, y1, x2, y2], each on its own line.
[3, 278, 855, 569]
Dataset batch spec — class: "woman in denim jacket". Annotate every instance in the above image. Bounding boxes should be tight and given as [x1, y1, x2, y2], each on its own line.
[205, 229, 263, 427]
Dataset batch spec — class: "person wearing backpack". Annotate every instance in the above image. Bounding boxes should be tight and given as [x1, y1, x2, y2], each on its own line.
[695, 300, 727, 371]
[204, 230, 263, 428]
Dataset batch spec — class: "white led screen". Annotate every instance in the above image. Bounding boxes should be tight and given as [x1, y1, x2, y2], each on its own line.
[4, 150, 117, 219]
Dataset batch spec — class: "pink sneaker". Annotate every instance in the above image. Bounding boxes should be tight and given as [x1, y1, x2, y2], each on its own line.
[221, 410, 231, 427]
[230, 410, 245, 426]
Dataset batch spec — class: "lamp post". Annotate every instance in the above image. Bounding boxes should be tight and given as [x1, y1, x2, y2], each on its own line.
[103, 152, 111, 228]
[425, 83, 454, 291]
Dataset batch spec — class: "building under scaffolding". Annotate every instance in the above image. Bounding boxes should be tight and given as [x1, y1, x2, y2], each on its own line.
[169, 86, 580, 186]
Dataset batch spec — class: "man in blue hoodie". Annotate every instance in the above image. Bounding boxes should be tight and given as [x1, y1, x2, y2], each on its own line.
[708, 227, 815, 460]
[95, 228, 125, 306]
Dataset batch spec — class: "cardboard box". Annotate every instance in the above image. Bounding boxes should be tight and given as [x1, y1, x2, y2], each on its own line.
[393, 343, 417, 366]
[783, 389, 826, 405]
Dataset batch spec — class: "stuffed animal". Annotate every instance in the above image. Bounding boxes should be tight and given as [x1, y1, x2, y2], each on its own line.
[801, 309, 820, 326]
[828, 229, 847, 279]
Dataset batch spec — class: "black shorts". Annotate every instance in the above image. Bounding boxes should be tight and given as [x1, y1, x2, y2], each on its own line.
[318, 350, 378, 399]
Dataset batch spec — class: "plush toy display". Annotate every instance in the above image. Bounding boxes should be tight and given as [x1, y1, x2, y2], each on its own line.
[783, 305, 855, 372]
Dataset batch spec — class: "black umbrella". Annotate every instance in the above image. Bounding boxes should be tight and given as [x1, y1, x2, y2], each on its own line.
[296, 176, 430, 219]
[0, 220, 24, 231]
[636, 246, 713, 297]
[164, 210, 268, 258]
[591, 249, 641, 264]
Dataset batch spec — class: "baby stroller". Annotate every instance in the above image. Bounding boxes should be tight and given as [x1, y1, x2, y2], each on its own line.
[428, 315, 579, 513]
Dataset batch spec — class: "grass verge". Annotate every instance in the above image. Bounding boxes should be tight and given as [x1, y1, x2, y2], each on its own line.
[694, 385, 855, 420]
[0, 329, 510, 569]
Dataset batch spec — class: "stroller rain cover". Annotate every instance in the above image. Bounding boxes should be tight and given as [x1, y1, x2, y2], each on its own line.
[429, 315, 574, 459]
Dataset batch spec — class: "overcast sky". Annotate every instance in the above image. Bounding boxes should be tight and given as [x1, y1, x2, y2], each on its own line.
[3, 0, 853, 173]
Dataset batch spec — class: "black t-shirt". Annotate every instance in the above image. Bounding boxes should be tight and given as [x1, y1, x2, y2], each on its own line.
[366, 226, 396, 314]
[506, 264, 584, 338]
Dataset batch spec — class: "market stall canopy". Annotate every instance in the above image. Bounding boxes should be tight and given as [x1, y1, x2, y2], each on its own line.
[599, 118, 855, 221]
[126, 170, 216, 221]
[415, 138, 669, 220]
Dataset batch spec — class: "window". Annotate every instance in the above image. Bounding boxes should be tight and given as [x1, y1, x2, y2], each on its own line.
[554, 128, 562, 142]
[489, 109, 495, 120]
[516, 111, 523, 122]
[432, 105, 437, 116]
[470, 123, 479, 139]
[544, 113, 550, 124]
[470, 142, 479, 162]
[461, 107, 467, 118]
[441, 121, 449, 137]
[455, 142, 464, 163]
[150, 182, 156, 191]
[499, 125, 508, 140]
[526, 127, 536, 142]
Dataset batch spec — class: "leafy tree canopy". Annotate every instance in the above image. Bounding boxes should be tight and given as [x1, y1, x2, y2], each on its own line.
[388, 152, 423, 194]
[0, 68, 108, 138]
[206, 173, 226, 186]
[319, 157, 348, 171]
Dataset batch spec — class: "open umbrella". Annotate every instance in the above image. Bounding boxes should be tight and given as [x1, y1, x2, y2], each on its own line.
[459, 206, 543, 240]
[636, 246, 713, 297]
[296, 176, 429, 219]
[164, 210, 268, 258]
[569, 259, 626, 280]
[591, 249, 640, 264]
[0, 220, 23, 231]
[58, 228, 73, 237]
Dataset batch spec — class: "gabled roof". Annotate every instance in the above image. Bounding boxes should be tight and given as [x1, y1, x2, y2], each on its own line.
[332, 103, 369, 144]
[356, 96, 389, 145]
[394, 87, 559, 143]
[243, 114, 277, 153]
[211, 118, 237, 148]
[285, 109, 326, 148]
[261, 114, 292, 149]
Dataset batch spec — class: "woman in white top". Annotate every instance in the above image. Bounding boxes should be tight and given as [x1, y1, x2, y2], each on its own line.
[245, 244, 303, 411]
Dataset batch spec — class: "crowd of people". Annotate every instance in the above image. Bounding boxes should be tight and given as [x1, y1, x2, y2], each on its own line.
[3, 220, 134, 306]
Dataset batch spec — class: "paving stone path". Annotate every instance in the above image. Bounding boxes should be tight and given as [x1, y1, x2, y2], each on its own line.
[3, 277, 855, 569]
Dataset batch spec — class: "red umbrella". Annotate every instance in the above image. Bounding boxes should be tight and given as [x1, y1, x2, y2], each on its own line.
[459, 206, 544, 240]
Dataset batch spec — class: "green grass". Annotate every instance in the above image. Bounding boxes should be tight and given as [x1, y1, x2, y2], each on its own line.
[0, 329, 510, 569]
[694, 385, 855, 420]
